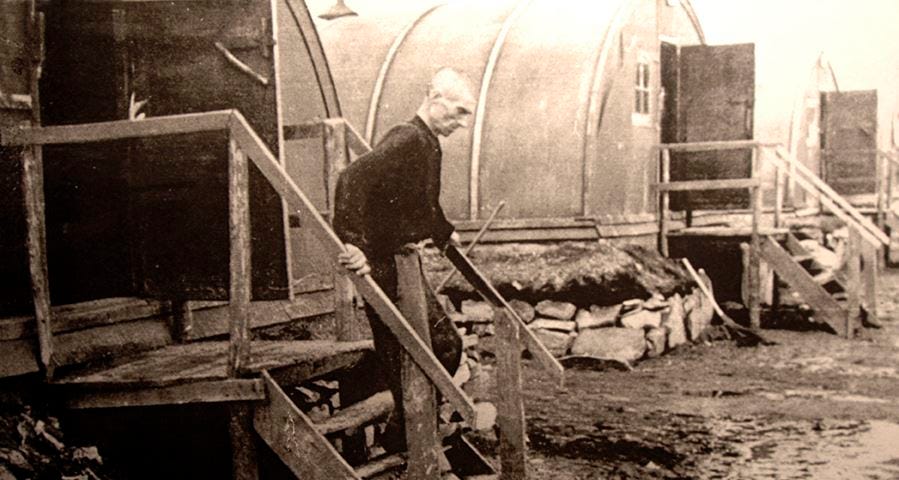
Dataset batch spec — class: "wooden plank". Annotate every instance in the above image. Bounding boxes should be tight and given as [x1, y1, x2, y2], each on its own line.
[494, 309, 527, 479]
[254, 371, 360, 479]
[58, 378, 265, 409]
[171, 300, 193, 343]
[229, 111, 479, 426]
[667, 226, 790, 238]
[396, 252, 440, 480]
[654, 178, 760, 192]
[444, 246, 565, 384]
[316, 391, 392, 436]
[774, 164, 783, 228]
[653, 140, 770, 152]
[23, 145, 53, 378]
[229, 139, 252, 376]
[759, 237, 847, 336]
[189, 294, 334, 341]
[229, 403, 260, 480]
[356, 454, 405, 479]
[0, 93, 32, 110]
[659, 149, 670, 257]
[0, 110, 233, 146]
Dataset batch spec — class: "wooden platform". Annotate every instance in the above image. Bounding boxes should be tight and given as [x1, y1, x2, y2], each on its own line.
[53, 340, 372, 409]
[668, 226, 789, 238]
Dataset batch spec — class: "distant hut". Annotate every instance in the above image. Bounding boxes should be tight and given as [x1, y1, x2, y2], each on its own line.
[314, 0, 741, 240]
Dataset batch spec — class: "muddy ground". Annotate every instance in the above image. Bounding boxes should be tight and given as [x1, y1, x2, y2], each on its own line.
[466, 270, 899, 479]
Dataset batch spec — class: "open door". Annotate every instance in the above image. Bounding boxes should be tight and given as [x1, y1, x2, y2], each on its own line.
[820, 90, 878, 195]
[666, 43, 755, 211]
[38, 1, 289, 303]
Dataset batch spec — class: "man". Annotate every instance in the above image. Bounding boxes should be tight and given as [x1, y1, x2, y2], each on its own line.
[333, 67, 477, 451]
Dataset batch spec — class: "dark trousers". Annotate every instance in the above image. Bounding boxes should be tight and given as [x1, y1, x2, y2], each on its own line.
[364, 252, 461, 450]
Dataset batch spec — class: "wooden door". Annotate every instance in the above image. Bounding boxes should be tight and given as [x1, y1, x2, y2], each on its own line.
[668, 43, 755, 210]
[820, 90, 878, 195]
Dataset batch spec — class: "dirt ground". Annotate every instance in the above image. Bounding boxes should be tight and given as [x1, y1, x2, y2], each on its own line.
[468, 270, 899, 479]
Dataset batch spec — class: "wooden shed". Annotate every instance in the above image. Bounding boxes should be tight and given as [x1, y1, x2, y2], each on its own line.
[314, 0, 763, 240]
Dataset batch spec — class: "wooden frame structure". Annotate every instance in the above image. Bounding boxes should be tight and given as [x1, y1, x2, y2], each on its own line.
[2, 110, 557, 478]
[655, 140, 888, 338]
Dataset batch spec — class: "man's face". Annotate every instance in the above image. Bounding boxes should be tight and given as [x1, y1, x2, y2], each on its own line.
[428, 92, 475, 137]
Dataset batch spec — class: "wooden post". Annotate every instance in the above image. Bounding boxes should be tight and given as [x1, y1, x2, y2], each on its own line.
[748, 147, 762, 329]
[229, 404, 260, 480]
[323, 120, 361, 341]
[494, 308, 527, 479]
[395, 250, 440, 480]
[888, 155, 895, 216]
[658, 148, 671, 257]
[228, 138, 252, 377]
[773, 163, 783, 228]
[846, 228, 861, 339]
[876, 153, 885, 230]
[862, 243, 879, 326]
[24, 8, 52, 379]
[171, 299, 193, 343]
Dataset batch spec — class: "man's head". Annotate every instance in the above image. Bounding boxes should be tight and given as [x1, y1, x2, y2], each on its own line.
[419, 67, 477, 137]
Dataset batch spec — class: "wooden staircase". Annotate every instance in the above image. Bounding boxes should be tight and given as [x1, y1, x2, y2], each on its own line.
[2, 111, 560, 478]
[655, 140, 886, 338]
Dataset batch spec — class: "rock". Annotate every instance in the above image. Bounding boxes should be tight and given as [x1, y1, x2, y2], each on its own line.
[462, 334, 479, 349]
[461, 300, 494, 323]
[642, 293, 668, 311]
[529, 318, 576, 333]
[645, 327, 667, 358]
[576, 305, 620, 331]
[662, 293, 688, 349]
[472, 323, 495, 337]
[620, 298, 643, 315]
[687, 289, 714, 342]
[570, 328, 646, 364]
[619, 309, 661, 330]
[473, 402, 498, 431]
[532, 329, 574, 357]
[436, 294, 455, 313]
[682, 291, 699, 315]
[508, 299, 536, 323]
[453, 360, 472, 386]
[535, 300, 577, 320]
[0, 448, 31, 473]
[0, 465, 15, 480]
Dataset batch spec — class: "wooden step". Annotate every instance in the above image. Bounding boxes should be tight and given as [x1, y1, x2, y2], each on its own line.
[356, 453, 406, 479]
[316, 391, 393, 436]
[759, 236, 848, 337]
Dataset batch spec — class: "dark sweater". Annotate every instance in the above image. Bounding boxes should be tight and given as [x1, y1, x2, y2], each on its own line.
[333, 116, 455, 260]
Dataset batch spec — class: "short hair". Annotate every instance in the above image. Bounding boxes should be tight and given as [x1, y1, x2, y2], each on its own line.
[428, 67, 475, 101]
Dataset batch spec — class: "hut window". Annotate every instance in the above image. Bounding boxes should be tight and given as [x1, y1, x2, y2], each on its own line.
[634, 61, 651, 115]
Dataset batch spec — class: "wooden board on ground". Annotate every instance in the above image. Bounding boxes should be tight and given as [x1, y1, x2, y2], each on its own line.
[557, 355, 634, 372]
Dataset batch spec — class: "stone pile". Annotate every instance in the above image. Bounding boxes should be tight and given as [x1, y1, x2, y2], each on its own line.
[442, 279, 716, 369]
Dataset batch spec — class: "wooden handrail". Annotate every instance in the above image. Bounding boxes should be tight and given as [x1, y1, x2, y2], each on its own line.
[770, 146, 888, 246]
[227, 111, 479, 426]
[0, 110, 234, 146]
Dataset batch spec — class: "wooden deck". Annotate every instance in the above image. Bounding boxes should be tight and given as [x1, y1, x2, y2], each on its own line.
[53, 340, 372, 409]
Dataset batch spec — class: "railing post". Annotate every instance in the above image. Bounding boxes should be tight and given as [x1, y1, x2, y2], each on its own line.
[748, 146, 762, 329]
[876, 152, 884, 230]
[495, 307, 527, 479]
[228, 137, 252, 376]
[395, 250, 440, 480]
[774, 161, 783, 228]
[323, 119, 362, 341]
[846, 228, 861, 339]
[862, 243, 879, 327]
[658, 148, 671, 257]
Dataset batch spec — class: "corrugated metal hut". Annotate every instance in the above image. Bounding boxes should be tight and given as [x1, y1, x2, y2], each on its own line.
[313, 0, 753, 240]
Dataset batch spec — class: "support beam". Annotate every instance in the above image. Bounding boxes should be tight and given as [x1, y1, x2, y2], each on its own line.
[658, 149, 670, 257]
[58, 379, 265, 409]
[846, 229, 861, 339]
[228, 138, 252, 376]
[653, 178, 760, 192]
[23, 145, 53, 379]
[396, 251, 440, 480]
[229, 403, 260, 480]
[862, 243, 879, 326]
[748, 147, 761, 329]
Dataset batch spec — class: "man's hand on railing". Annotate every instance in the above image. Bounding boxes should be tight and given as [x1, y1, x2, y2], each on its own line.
[338, 243, 371, 276]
